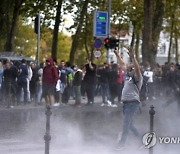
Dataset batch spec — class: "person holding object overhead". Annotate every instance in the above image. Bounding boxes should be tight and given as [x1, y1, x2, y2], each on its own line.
[114, 47, 143, 150]
[83, 59, 96, 105]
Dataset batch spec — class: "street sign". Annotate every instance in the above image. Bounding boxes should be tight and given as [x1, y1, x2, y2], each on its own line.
[93, 49, 102, 58]
[93, 11, 108, 38]
[93, 39, 102, 48]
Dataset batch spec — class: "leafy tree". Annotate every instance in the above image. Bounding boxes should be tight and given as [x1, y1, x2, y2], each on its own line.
[68, 0, 90, 65]
[15, 18, 36, 57]
[5, 0, 25, 52]
[164, 0, 180, 63]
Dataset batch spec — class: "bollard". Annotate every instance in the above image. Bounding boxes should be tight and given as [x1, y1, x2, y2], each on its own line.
[149, 105, 155, 154]
[44, 105, 52, 154]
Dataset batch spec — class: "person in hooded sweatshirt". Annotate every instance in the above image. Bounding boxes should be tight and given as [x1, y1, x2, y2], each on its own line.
[42, 58, 59, 106]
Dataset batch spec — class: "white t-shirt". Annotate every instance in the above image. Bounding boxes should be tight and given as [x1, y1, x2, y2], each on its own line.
[143, 71, 153, 83]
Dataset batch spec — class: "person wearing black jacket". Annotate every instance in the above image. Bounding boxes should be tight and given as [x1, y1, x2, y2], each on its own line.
[83, 59, 96, 105]
[73, 66, 83, 107]
[2, 60, 18, 107]
[108, 63, 119, 107]
[163, 62, 180, 113]
[175, 63, 180, 112]
[97, 63, 110, 106]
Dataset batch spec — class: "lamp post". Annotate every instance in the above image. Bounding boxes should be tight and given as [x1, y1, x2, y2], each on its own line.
[149, 105, 155, 154]
[44, 105, 52, 154]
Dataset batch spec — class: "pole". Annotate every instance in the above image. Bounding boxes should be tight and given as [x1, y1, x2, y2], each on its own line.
[44, 105, 52, 154]
[106, 0, 111, 64]
[37, 14, 40, 66]
[149, 105, 155, 154]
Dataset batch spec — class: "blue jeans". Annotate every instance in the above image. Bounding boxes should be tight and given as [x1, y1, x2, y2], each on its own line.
[36, 83, 42, 103]
[100, 83, 109, 103]
[120, 101, 140, 144]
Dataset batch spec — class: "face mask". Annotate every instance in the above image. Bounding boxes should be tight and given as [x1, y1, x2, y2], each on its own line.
[127, 69, 134, 77]
[74, 67, 77, 71]
[46, 61, 50, 65]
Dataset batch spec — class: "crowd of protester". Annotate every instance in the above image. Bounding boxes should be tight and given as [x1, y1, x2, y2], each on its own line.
[0, 58, 179, 109]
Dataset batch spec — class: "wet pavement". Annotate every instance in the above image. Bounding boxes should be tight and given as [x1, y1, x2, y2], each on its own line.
[0, 96, 180, 154]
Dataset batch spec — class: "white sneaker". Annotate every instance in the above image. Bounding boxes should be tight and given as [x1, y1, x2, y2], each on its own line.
[101, 103, 105, 107]
[111, 104, 118, 108]
[107, 100, 112, 106]
[53, 103, 60, 107]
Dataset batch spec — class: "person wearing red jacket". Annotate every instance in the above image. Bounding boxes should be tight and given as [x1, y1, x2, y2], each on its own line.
[117, 65, 124, 103]
[43, 58, 59, 106]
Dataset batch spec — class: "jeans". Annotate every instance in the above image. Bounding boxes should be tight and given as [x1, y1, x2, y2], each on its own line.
[17, 81, 28, 103]
[36, 82, 42, 103]
[120, 101, 140, 144]
[84, 82, 95, 104]
[117, 83, 124, 102]
[100, 83, 109, 103]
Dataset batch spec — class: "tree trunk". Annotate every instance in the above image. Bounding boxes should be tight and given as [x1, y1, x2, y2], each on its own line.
[5, 0, 24, 52]
[0, 0, 6, 38]
[69, 0, 90, 65]
[51, 0, 63, 60]
[130, 27, 135, 49]
[174, 32, 179, 63]
[135, 31, 140, 62]
[167, 14, 175, 63]
[151, 0, 164, 66]
[84, 9, 90, 59]
[142, 0, 153, 66]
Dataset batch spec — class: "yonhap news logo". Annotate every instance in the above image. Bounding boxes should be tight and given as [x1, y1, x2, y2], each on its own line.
[143, 132, 180, 148]
[143, 132, 157, 148]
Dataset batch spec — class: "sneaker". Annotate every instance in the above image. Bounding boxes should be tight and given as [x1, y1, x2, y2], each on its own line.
[101, 103, 105, 107]
[111, 104, 118, 108]
[53, 103, 60, 107]
[107, 100, 112, 106]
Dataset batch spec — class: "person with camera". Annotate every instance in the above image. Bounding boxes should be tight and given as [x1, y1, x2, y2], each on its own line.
[114, 47, 143, 149]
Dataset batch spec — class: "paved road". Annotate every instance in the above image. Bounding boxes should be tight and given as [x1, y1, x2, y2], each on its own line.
[0, 96, 179, 154]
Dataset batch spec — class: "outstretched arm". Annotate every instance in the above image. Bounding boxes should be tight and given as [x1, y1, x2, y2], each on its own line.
[114, 48, 126, 70]
[128, 48, 141, 78]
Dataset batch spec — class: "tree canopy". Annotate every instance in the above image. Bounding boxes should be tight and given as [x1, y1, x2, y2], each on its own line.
[0, 0, 179, 65]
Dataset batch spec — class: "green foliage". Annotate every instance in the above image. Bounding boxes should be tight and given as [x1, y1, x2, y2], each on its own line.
[13, 18, 37, 57]
[0, 0, 179, 64]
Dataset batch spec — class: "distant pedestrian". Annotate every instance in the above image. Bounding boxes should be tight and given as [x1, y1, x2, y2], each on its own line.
[17, 59, 29, 104]
[73, 65, 83, 107]
[2, 60, 17, 107]
[108, 63, 119, 107]
[0, 61, 4, 102]
[42, 58, 59, 106]
[84, 59, 96, 105]
[36, 62, 45, 105]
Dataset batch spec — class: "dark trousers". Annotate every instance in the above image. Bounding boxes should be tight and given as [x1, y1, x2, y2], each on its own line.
[109, 83, 117, 104]
[84, 82, 95, 104]
[101, 83, 109, 103]
[17, 81, 28, 103]
[117, 83, 124, 102]
[62, 86, 70, 104]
